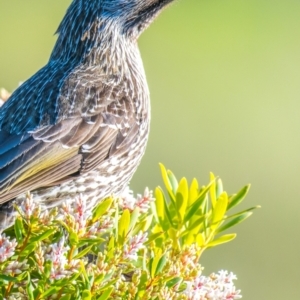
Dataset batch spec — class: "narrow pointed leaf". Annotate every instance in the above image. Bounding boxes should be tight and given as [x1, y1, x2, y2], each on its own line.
[82, 290, 92, 300]
[196, 232, 205, 247]
[14, 217, 24, 242]
[211, 192, 228, 230]
[167, 170, 178, 194]
[159, 163, 176, 203]
[184, 181, 214, 223]
[73, 245, 94, 259]
[155, 187, 168, 230]
[209, 172, 217, 208]
[228, 184, 250, 210]
[188, 178, 199, 206]
[176, 177, 188, 223]
[207, 233, 236, 247]
[30, 228, 56, 243]
[145, 231, 164, 245]
[216, 212, 253, 233]
[216, 178, 223, 198]
[92, 198, 113, 222]
[118, 209, 130, 245]
[98, 287, 114, 300]
[129, 207, 140, 232]
[155, 254, 167, 275]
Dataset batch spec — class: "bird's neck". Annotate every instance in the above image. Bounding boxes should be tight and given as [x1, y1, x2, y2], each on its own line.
[50, 0, 131, 67]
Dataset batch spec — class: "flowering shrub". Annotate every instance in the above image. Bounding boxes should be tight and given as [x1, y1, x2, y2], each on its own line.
[0, 164, 258, 299]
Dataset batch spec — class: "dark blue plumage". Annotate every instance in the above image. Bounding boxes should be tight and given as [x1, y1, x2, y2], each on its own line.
[0, 0, 174, 228]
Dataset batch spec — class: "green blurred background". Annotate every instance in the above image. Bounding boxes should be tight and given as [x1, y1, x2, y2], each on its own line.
[1, 0, 299, 298]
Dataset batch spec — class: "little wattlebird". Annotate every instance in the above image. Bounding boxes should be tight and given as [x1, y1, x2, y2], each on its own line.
[0, 0, 175, 228]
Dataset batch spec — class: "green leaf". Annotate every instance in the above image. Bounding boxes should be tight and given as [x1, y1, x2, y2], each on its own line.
[211, 192, 228, 230]
[186, 216, 205, 232]
[30, 228, 56, 243]
[209, 172, 217, 208]
[41, 286, 61, 298]
[188, 178, 199, 206]
[73, 245, 94, 259]
[196, 232, 205, 247]
[175, 178, 188, 224]
[207, 233, 236, 247]
[184, 182, 213, 223]
[155, 254, 167, 275]
[216, 178, 223, 199]
[228, 184, 251, 210]
[149, 253, 162, 278]
[155, 187, 173, 230]
[216, 212, 253, 233]
[98, 287, 114, 300]
[0, 274, 18, 283]
[78, 238, 105, 247]
[92, 198, 113, 222]
[145, 231, 164, 245]
[167, 170, 178, 195]
[159, 163, 176, 203]
[20, 242, 36, 257]
[129, 207, 140, 233]
[26, 273, 34, 300]
[69, 230, 79, 246]
[118, 209, 130, 245]
[14, 217, 24, 242]
[82, 290, 92, 300]
[168, 227, 180, 249]
[166, 277, 182, 288]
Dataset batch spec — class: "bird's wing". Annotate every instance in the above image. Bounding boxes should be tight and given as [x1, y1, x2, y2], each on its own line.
[0, 111, 137, 203]
[0, 69, 139, 203]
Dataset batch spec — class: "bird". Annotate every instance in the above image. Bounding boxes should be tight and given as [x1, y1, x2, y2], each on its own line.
[0, 0, 175, 228]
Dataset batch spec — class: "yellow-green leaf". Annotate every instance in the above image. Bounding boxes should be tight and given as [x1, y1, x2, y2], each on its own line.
[159, 163, 176, 202]
[150, 253, 161, 278]
[118, 209, 130, 245]
[209, 172, 217, 208]
[206, 233, 236, 247]
[129, 207, 140, 232]
[196, 232, 205, 247]
[155, 254, 167, 275]
[188, 178, 199, 206]
[167, 170, 178, 194]
[176, 177, 188, 223]
[82, 290, 92, 300]
[98, 287, 114, 300]
[92, 197, 113, 222]
[216, 212, 253, 233]
[216, 178, 223, 198]
[211, 192, 228, 230]
[155, 187, 174, 229]
[228, 184, 251, 210]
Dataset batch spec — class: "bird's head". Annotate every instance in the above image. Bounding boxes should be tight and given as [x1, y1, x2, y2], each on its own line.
[100, 0, 175, 39]
[52, 0, 175, 61]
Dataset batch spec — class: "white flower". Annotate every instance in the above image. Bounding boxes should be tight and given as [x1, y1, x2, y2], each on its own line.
[120, 187, 154, 213]
[185, 270, 242, 300]
[123, 232, 148, 261]
[0, 233, 17, 262]
[4, 260, 28, 275]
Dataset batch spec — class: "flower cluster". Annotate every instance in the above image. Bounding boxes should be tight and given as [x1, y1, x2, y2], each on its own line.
[45, 237, 80, 281]
[20, 192, 40, 221]
[4, 260, 28, 275]
[0, 233, 17, 262]
[0, 164, 255, 299]
[120, 187, 155, 213]
[123, 231, 148, 261]
[185, 270, 242, 300]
